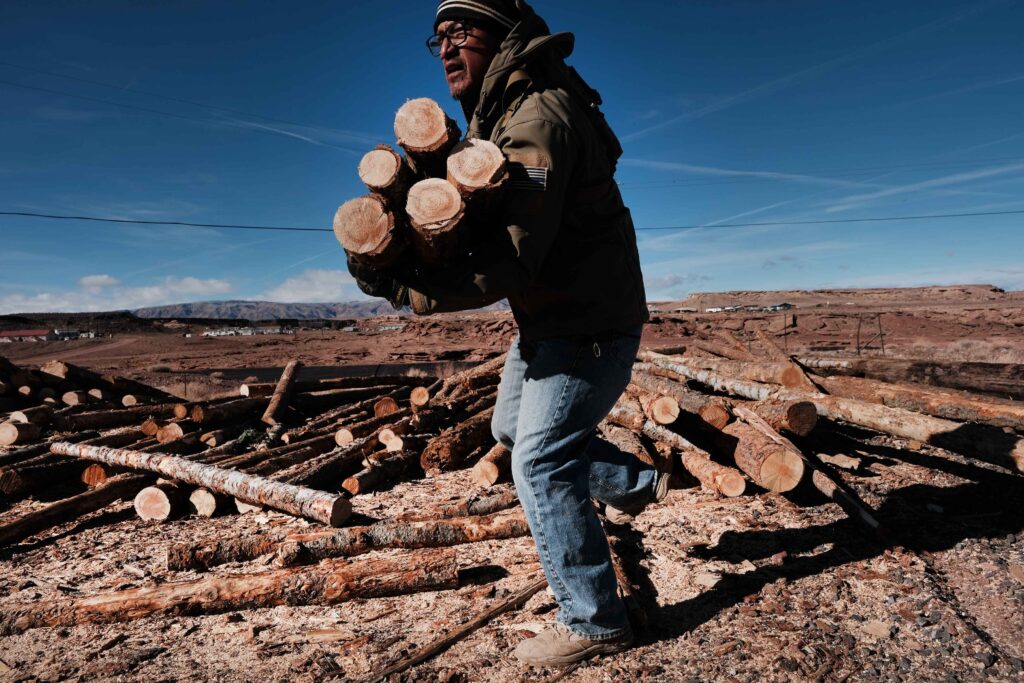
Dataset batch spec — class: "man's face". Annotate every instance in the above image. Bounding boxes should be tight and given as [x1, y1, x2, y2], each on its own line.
[437, 20, 500, 101]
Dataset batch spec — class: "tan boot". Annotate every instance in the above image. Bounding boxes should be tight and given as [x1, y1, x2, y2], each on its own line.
[513, 623, 633, 666]
[604, 465, 672, 525]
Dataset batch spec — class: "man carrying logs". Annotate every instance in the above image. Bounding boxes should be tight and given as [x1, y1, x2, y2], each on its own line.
[345, 0, 654, 667]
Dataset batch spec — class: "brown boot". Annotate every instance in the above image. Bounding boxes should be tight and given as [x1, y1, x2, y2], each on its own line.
[513, 623, 633, 666]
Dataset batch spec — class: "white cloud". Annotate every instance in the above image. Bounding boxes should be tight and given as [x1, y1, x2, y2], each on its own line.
[621, 158, 875, 190]
[0, 276, 233, 314]
[78, 274, 121, 288]
[260, 269, 370, 303]
[826, 162, 1024, 213]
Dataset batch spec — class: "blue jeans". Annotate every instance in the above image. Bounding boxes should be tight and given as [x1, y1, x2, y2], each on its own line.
[491, 330, 656, 640]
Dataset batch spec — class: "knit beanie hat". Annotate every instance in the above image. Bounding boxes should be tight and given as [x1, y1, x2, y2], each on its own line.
[434, 0, 520, 39]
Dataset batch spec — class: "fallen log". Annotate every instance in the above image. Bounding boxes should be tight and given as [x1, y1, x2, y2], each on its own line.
[420, 407, 496, 475]
[276, 509, 529, 566]
[241, 378, 410, 398]
[275, 437, 378, 489]
[156, 422, 198, 444]
[0, 474, 151, 548]
[690, 338, 754, 361]
[813, 374, 1024, 430]
[721, 421, 804, 493]
[0, 431, 99, 469]
[685, 358, 816, 390]
[732, 406, 880, 531]
[168, 489, 521, 571]
[470, 444, 511, 489]
[607, 405, 746, 498]
[754, 327, 791, 362]
[61, 390, 92, 407]
[39, 360, 175, 401]
[188, 488, 233, 518]
[9, 406, 53, 427]
[599, 422, 655, 467]
[797, 356, 1024, 400]
[80, 463, 111, 487]
[49, 442, 351, 526]
[134, 483, 188, 523]
[736, 397, 819, 437]
[625, 385, 680, 425]
[191, 397, 267, 424]
[435, 354, 506, 402]
[641, 351, 1024, 473]
[55, 402, 180, 431]
[342, 449, 421, 496]
[631, 367, 731, 429]
[0, 421, 41, 446]
[1, 548, 461, 635]
[262, 360, 302, 426]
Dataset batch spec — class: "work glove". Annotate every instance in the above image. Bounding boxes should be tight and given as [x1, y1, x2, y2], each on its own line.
[345, 254, 410, 310]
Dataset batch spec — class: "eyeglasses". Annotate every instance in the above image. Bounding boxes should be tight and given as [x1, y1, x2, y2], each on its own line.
[426, 20, 475, 57]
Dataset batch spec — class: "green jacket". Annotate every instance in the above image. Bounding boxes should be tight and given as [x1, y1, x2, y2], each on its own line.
[408, 0, 648, 341]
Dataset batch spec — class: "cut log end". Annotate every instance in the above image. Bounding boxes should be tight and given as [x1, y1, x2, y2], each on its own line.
[134, 486, 182, 523]
[410, 386, 431, 408]
[785, 401, 820, 436]
[81, 463, 110, 488]
[329, 498, 353, 527]
[374, 397, 400, 418]
[335, 428, 355, 447]
[757, 450, 805, 493]
[394, 98, 458, 153]
[648, 396, 680, 425]
[378, 428, 397, 447]
[447, 139, 507, 193]
[714, 471, 747, 498]
[359, 145, 402, 191]
[698, 405, 732, 430]
[385, 436, 405, 452]
[189, 488, 228, 518]
[406, 179, 464, 231]
[334, 195, 398, 259]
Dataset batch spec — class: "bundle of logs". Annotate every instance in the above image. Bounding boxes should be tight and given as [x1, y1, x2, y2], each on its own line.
[2, 341, 1022, 665]
[334, 97, 508, 270]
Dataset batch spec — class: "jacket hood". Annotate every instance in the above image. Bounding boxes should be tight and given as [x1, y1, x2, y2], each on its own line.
[468, 0, 574, 137]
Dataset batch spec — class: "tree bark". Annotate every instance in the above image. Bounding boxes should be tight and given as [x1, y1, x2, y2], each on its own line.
[0, 474, 150, 548]
[190, 397, 267, 424]
[470, 443, 511, 489]
[276, 509, 529, 567]
[342, 449, 420, 496]
[420, 407, 496, 475]
[814, 374, 1024, 430]
[1, 549, 461, 635]
[56, 402, 181, 431]
[49, 442, 351, 526]
[797, 356, 1024, 400]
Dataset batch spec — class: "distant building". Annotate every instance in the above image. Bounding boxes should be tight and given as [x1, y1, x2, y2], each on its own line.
[0, 329, 53, 342]
[704, 307, 724, 313]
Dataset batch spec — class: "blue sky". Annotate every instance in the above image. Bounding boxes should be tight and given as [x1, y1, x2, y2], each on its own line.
[1, 0, 1022, 312]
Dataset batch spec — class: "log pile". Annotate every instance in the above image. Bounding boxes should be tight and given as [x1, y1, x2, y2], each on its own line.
[1, 338, 1020, 660]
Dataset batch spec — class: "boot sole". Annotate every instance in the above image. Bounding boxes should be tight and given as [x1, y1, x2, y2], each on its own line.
[516, 638, 633, 667]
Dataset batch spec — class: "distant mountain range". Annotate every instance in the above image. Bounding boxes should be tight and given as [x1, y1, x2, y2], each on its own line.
[132, 299, 510, 320]
[133, 300, 403, 320]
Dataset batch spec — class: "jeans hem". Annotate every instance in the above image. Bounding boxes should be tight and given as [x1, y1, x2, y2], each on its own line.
[561, 621, 633, 642]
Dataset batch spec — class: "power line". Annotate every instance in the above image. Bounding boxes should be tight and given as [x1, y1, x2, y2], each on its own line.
[3, 208, 1022, 234]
